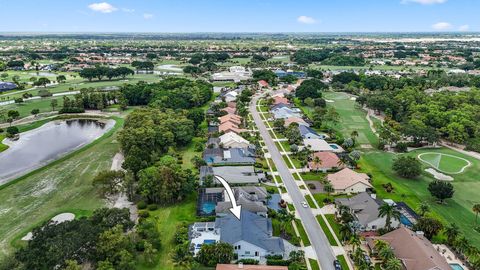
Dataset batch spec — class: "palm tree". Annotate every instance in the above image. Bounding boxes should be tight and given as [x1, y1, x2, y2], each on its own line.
[473, 204, 480, 224]
[312, 156, 322, 172]
[278, 209, 295, 236]
[378, 246, 395, 264]
[374, 239, 389, 254]
[417, 202, 430, 217]
[352, 247, 366, 265]
[444, 223, 460, 245]
[384, 258, 402, 270]
[378, 203, 401, 230]
[349, 233, 361, 253]
[339, 223, 353, 243]
[351, 130, 359, 140]
[454, 236, 471, 255]
[324, 182, 334, 197]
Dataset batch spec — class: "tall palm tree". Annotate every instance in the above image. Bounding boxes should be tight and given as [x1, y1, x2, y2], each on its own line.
[384, 258, 402, 270]
[349, 233, 361, 253]
[454, 236, 471, 255]
[278, 209, 295, 235]
[473, 204, 480, 224]
[352, 247, 366, 265]
[378, 203, 401, 230]
[374, 239, 389, 254]
[339, 223, 353, 243]
[417, 202, 430, 217]
[312, 156, 322, 172]
[444, 223, 460, 245]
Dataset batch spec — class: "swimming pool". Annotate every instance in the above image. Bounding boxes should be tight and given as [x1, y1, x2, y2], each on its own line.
[201, 201, 216, 215]
[329, 144, 339, 149]
[400, 214, 413, 227]
[450, 263, 464, 270]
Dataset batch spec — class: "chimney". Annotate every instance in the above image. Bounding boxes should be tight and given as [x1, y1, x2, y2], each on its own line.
[238, 262, 244, 269]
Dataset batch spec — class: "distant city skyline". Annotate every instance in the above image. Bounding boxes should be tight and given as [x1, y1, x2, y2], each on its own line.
[0, 0, 478, 33]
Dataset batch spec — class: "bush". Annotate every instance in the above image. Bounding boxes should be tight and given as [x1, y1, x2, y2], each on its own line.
[138, 210, 150, 218]
[267, 259, 290, 266]
[395, 142, 408, 152]
[6, 126, 19, 135]
[237, 259, 259, 265]
[147, 204, 158, 211]
[137, 201, 147, 210]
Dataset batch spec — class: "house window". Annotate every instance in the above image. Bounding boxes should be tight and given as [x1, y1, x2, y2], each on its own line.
[245, 251, 250, 255]
[255, 251, 259, 256]
[237, 245, 241, 250]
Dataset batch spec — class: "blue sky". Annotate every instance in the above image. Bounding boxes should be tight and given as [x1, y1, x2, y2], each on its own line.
[0, 0, 478, 33]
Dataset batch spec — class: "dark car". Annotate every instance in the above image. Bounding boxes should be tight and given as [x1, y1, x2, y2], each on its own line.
[333, 259, 342, 270]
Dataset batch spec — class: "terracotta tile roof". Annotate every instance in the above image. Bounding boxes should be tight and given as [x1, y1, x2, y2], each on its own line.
[216, 264, 288, 270]
[308, 152, 343, 170]
[327, 168, 372, 190]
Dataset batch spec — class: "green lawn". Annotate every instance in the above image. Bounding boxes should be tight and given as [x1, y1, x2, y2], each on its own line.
[336, 255, 349, 270]
[325, 214, 341, 241]
[0, 96, 65, 122]
[136, 196, 197, 270]
[418, 152, 470, 174]
[316, 215, 338, 246]
[359, 147, 480, 248]
[0, 133, 8, 153]
[0, 117, 123, 258]
[309, 258, 321, 270]
[323, 92, 378, 147]
[295, 219, 311, 246]
[305, 195, 317, 208]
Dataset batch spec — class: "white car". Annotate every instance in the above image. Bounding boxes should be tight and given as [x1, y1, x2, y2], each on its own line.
[301, 201, 309, 208]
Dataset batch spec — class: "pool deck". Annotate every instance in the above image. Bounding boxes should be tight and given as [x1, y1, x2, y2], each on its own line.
[433, 244, 470, 270]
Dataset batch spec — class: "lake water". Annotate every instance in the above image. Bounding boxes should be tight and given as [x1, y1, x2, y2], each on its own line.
[0, 119, 114, 185]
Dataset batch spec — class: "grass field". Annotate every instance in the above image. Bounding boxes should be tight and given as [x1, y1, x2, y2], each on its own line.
[418, 152, 471, 174]
[359, 147, 480, 248]
[316, 215, 338, 246]
[0, 117, 123, 258]
[323, 92, 378, 148]
[136, 196, 197, 270]
[0, 96, 65, 121]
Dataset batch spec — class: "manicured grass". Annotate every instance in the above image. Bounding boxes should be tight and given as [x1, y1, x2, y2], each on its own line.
[322, 92, 378, 147]
[359, 147, 480, 248]
[325, 214, 341, 241]
[305, 195, 317, 208]
[136, 196, 197, 270]
[295, 219, 311, 246]
[0, 133, 8, 153]
[336, 255, 349, 270]
[299, 171, 326, 181]
[0, 117, 123, 258]
[418, 152, 470, 174]
[0, 96, 64, 122]
[316, 215, 338, 246]
[309, 258, 321, 270]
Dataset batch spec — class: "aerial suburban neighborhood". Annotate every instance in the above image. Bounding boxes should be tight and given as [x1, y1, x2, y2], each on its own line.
[1, 1, 480, 270]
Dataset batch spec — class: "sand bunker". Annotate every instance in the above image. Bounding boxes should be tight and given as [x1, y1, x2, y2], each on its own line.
[51, 213, 75, 223]
[425, 168, 454, 181]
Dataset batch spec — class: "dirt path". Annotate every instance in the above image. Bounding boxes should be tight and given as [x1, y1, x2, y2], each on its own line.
[109, 153, 138, 222]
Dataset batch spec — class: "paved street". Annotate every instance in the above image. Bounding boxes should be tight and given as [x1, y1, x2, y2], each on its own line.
[250, 94, 336, 270]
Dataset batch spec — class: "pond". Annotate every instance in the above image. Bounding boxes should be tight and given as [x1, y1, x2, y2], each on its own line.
[0, 119, 115, 185]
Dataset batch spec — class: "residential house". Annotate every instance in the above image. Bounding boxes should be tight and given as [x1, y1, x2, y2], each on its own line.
[308, 152, 343, 172]
[215, 186, 269, 216]
[203, 148, 255, 166]
[218, 121, 245, 134]
[335, 192, 399, 231]
[271, 105, 302, 119]
[219, 114, 242, 126]
[298, 125, 328, 140]
[272, 96, 290, 106]
[284, 117, 308, 127]
[216, 264, 287, 270]
[224, 91, 239, 103]
[366, 227, 450, 270]
[211, 66, 252, 82]
[219, 132, 250, 149]
[221, 107, 237, 115]
[199, 166, 263, 185]
[303, 139, 335, 152]
[327, 168, 372, 194]
[258, 80, 269, 89]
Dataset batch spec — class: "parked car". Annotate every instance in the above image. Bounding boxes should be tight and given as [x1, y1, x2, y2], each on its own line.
[301, 201, 308, 208]
[333, 259, 342, 270]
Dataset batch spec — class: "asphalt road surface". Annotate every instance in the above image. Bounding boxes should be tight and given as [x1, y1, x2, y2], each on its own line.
[250, 94, 336, 270]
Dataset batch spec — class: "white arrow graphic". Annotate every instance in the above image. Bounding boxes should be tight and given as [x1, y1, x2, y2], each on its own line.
[214, 175, 242, 220]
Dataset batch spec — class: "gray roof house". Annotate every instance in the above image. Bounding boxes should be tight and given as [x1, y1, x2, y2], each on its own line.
[298, 125, 328, 140]
[203, 148, 255, 165]
[215, 186, 269, 216]
[335, 192, 399, 231]
[0, 82, 17, 92]
[215, 210, 292, 260]
[199, 166, 264, 185]
[271, 105, 302, 120]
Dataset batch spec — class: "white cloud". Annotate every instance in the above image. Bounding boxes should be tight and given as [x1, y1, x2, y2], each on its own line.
[143, 13, 154, 20]
[401, 0, 447, 4]
[121, 8, 135, 13]
[297, 15, 317, 24]
[88, 2, 117, 13]
[459, 25, 470, 31]
[432, 22, 452, 30]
